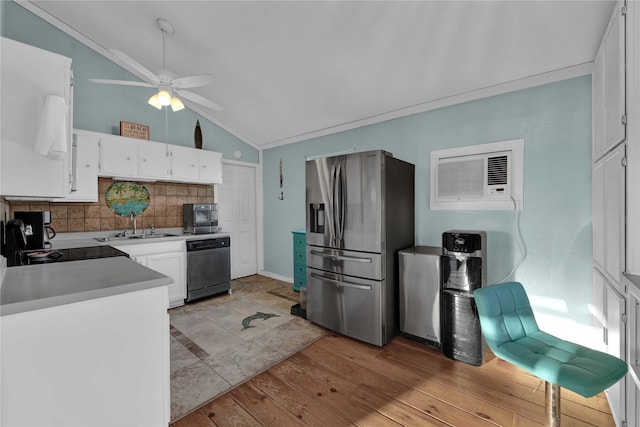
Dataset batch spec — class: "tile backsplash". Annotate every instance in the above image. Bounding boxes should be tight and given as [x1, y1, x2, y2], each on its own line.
[7, 178, 214, 233]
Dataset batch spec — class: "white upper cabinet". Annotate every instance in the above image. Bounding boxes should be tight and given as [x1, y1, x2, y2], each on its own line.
[198, 150, 223, 184]
[0, 37, 73, 199]
[171, 145, 222, 183]
[170, 145, 200, 181]
[99, 135, 138, 178]
[53, 130, 99, 202]
[97, 131, 222, 184]
[593, 3, 626, 160]
[139, 142, 171, 180]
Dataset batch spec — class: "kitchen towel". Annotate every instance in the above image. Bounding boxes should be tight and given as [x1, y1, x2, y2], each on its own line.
[34, 94, 68, 159]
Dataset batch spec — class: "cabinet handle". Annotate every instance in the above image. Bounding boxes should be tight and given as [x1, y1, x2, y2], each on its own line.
[202, 165, 207, 168]
[191, 164, 195, 167]
[142, 158, 147, 162]
[126, 156, 131, 160]
[85, 163, 91, 168]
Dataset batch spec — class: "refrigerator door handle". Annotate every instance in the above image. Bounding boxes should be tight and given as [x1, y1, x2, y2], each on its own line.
[335, 163, 345, 243]
[309, 250, 373, 263]
[329, 163, 338, 246]
[310, 272, 372, 290]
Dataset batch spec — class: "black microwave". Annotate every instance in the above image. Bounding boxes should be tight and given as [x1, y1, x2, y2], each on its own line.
[183, 203, 220, 234]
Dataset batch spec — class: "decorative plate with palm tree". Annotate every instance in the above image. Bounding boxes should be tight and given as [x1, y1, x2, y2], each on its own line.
[105, 181, 150, 216]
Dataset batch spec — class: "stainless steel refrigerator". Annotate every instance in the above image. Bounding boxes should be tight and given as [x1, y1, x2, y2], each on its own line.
[305, 150, 415, 346]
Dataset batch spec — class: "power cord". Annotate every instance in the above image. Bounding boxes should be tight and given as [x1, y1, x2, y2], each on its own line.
[491, 196, 527, 284]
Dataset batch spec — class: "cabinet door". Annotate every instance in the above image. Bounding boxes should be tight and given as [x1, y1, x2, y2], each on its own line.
[593, 3, 626, 160]
[603, 144, 626, 288]
[113, 241, 186, 309]
[593, 269, 606, 351]
[146, 252, 186, 308]
[56, 131, 99, 202]
[99, 136, 138, 177]
[199, 150, 222, 183]
[170, 145, 199, 181]
[592, 52, 605, 159]
[605, 280, 626, 423]
[0, 37, 72, 198]
[139, 142, 170, 180]
[603, 3, 626, 152]
[593, 160, 605, 269]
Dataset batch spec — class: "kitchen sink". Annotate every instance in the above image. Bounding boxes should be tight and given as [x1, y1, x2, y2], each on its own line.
[94, 233, 178, 242]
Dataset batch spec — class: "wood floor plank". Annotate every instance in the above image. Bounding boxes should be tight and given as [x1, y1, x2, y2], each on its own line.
[171, 408, 216, 427]
[378, 338, 614, 426]
[301, 340, 499, 426]
[271, 355, 403, 426]
[175, 332, 616, 427]
[313, 334, 518, 425]
[229, 382, 306, 426]
[199, 394, 261, 427]
[351, 383, 450, 427]
[250, 370, 355, 427]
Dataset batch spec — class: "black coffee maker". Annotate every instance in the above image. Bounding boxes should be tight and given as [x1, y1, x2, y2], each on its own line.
[4, 219, 28, 267]
[14, 211, 55, 250]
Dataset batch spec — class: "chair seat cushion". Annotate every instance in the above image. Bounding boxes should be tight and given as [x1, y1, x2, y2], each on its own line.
[495, 330, 628, 397]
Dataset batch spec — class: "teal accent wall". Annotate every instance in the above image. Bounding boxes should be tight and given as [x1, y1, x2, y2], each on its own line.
[1, 1, 258, 163]
[264, 76, 593, 338]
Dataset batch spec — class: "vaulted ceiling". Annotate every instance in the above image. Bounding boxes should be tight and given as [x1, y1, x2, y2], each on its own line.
[27, 0, 615, 149]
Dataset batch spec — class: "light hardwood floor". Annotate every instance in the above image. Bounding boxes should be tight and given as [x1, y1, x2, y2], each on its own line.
[171, 331, 614, 426]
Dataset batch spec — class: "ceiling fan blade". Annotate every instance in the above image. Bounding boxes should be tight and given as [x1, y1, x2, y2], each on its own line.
[172, 74, 212, 89]
[110, 50, 160, 85]
[89, 78, 155, 87]
[175, 89, 223, 111]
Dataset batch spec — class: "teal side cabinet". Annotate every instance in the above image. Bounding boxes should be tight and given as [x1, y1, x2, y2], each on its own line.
[292, 230, 306, 291]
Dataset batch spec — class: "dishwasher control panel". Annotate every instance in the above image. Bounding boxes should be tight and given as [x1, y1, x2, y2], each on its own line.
[186, 237, 230, 251]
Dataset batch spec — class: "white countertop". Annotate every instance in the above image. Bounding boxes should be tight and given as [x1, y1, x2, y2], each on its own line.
[50, 228, 230, 249]
[0, 229, 230, 316]
[1, 257, 172, 316]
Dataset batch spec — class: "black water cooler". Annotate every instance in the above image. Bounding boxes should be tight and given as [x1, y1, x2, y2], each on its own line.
[440, 231, 486, 366]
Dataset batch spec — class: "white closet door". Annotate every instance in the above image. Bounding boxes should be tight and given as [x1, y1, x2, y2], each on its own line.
[217, 162, 257, 279]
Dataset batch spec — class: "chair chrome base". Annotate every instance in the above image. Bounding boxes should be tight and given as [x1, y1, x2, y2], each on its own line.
[545, 382, 561, 427]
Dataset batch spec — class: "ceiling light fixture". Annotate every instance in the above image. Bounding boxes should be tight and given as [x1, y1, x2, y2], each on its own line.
[146, 19, 185, 112]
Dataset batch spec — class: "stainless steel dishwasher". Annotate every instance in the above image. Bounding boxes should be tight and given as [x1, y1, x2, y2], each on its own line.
[186, 236, 231, 302]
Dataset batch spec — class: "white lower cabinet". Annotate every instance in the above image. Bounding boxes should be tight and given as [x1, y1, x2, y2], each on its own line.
[115, 240, 186, 308]
[594, 268, 627, 424]
[1, 285, 170, 426]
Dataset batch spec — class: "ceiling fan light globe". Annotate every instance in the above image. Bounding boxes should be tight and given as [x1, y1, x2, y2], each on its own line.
[148, 94, 163, 109]
[157, 89, 171, 106]
[170, 97, 185, 112]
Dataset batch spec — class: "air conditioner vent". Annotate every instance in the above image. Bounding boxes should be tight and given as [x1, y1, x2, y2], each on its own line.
[430, 139, 524, 211]
[487, 155, 508, 185]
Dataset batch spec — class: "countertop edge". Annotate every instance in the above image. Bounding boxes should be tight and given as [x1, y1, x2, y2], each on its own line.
[1, 257, 173, 317]
[1, 276, 171, 317]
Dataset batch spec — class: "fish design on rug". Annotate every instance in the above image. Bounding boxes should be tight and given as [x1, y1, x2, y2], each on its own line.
[241, 312, 280, 330]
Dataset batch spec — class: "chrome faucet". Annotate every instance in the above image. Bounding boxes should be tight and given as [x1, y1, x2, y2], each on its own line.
[130, 211, 137, 235]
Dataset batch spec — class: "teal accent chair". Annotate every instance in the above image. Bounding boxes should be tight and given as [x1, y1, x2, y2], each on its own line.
[473, 282, 627, 426]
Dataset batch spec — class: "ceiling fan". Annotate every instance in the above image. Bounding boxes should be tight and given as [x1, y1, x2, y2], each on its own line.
[90, 18, 223, 112]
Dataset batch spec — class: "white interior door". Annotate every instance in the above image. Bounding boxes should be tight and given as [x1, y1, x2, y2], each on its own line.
[217, 162, 257, 279]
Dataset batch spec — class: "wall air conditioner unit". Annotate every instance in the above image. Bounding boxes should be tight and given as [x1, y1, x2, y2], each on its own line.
[430, 139, 524, 211]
